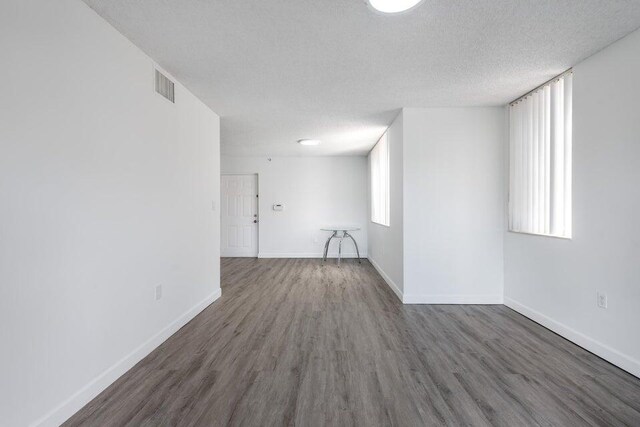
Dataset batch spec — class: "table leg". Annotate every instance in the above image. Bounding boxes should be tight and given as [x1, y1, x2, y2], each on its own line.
[338, 236, 343, 266]
[322, 231, 335, 263]
[345, 232, 361, 264]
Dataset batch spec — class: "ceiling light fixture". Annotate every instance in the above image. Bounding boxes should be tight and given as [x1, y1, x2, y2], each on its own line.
[366, 0, 425, 14]
[298, 139, 321, 146]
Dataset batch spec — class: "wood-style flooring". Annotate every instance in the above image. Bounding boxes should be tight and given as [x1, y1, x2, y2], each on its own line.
[65, 258, 640, 426]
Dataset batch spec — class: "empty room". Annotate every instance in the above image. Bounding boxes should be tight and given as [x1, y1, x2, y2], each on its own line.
[2, 0, 640, 425]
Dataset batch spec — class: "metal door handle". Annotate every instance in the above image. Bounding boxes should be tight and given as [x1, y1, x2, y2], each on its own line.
[253, 219, 258, 223]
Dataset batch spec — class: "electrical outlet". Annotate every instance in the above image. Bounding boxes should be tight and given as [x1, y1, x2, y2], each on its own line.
[597, 291, 607, 309]
[155, 285, 162, 301]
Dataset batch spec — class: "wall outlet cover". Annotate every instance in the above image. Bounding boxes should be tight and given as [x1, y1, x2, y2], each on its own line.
[597, 291, 607, 309]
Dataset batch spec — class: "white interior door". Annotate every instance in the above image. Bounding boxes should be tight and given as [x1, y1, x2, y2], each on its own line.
[221, 174, 258, 257]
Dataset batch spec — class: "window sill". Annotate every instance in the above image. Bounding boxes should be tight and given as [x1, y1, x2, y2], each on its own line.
[371, 220, 390, 228]
[507, 230, 572, 240]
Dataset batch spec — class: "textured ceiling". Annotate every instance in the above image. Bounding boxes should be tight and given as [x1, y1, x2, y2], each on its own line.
[82, 0, 640, 156]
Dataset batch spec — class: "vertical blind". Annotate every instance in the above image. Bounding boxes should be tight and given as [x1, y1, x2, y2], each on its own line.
[370, 131, 390, 226]
[509, 71, 573, 238]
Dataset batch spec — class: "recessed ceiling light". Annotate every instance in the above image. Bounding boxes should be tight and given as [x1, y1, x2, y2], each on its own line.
[298, 139, 321, 146]
[366, 0, 425, 14]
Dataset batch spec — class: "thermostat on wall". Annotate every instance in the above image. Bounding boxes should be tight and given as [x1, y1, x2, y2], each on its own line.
[273, 204, 285, 211]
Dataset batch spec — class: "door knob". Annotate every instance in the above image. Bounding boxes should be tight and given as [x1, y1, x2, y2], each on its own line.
[253, 219, 258, 223]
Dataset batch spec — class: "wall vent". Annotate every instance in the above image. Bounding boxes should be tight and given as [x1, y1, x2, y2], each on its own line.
[155, 69, 175, 103]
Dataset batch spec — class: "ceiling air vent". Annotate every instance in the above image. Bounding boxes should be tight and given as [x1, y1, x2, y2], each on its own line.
[155, 69, 175, 103]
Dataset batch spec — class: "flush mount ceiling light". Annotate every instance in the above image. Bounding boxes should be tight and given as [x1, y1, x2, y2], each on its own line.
[366, 0, 425, 14]
[298, 139, 321, 146]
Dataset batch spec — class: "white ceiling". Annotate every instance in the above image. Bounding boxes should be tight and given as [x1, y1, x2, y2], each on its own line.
[83, 0, 640, 156]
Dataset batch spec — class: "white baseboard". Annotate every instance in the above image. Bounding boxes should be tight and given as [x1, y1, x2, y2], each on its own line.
[221, 253, 258, 258]
[368, 257, 403, 302]
[366, 258, 502, 305]
[31, 289, 222, 427]
[403, 294, 503, 305]
[505, 297, 640, 379]
[258, 252, 365, 259]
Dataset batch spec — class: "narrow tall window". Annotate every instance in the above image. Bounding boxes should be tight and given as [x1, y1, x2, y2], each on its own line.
[370, 131, 390, 226]
[509, 71, 573, 238]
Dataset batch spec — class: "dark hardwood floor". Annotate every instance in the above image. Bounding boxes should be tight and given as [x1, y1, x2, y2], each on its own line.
[65, 258, 640, 426]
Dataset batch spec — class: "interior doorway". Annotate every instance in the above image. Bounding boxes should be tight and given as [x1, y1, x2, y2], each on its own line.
[221, 174, 259, 257]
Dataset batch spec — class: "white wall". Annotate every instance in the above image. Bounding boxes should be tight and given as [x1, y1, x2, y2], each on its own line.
[402, 108, 505, 304]
[504, 28, 640, 378]
[221, 156, 368, 258]
[367, 112, 404, 300]
[0, 1, 221, 425]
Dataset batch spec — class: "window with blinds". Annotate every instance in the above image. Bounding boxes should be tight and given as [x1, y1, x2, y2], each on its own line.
[509, 71, 573, 238]
[370, 131, 390, 226]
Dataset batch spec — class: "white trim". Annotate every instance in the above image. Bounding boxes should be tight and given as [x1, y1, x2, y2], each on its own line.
[505, 297, 640, 379]
[368, 257, 403, 302]
[257, 252, 366, 259]
[31, 289, 222, 427]
[403, 294, 503, 305]
[221, 253, 259, 258]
